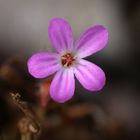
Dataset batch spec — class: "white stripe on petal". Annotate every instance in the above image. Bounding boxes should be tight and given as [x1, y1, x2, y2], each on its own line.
[48, 18, 74, 53]
[50, 69, 75, 103]
[75, 25, 108, 58]
[74, 59, 105, 91]
[27, 52, 60, 78]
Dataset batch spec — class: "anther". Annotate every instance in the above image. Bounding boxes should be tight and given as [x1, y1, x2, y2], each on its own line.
[61, 53, 75, 67]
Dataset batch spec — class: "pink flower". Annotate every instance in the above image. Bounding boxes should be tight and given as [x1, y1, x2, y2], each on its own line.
[27, 18, 109, 103]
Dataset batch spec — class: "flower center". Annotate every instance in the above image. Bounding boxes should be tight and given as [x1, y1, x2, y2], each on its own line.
[61, 53, 75, 67]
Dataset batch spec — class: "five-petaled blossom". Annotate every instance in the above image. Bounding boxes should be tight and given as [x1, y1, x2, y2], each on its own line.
[27, 18, 109, 103]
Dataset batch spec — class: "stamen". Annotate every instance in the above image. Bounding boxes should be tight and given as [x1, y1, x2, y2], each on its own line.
[61, 53, 75, 67]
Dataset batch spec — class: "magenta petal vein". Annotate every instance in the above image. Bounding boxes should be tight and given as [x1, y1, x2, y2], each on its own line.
[27, 18, 109, 103]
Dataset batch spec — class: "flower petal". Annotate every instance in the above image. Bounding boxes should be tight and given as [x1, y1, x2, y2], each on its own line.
[50, 69, 75, 103]
[27, 52, 60, 78]
[74, 59, 105, 91]
[75, 25, 108, 58]
[48, 18, 74, 53]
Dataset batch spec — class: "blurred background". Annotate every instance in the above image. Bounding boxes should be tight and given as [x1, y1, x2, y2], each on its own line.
[0, 0, 140, 140]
